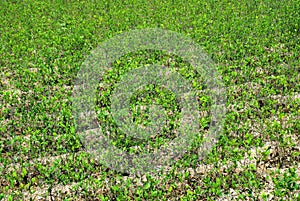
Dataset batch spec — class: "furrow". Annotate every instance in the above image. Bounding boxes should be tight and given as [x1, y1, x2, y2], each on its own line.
[9, 140, 299, 201]
[1, 92, 298, 162]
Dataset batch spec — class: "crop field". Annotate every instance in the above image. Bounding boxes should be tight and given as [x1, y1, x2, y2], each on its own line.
[0, 0, 299, 200]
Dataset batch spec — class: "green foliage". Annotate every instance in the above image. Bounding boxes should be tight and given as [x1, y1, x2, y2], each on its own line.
[0, 0, 299, 200]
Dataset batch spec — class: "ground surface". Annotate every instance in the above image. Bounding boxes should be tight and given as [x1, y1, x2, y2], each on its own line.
[0, 0, 299, 200]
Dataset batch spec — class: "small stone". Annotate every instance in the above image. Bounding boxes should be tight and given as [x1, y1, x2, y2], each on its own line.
[142, 175, 147, 182]
[187, 168, 195, 178]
